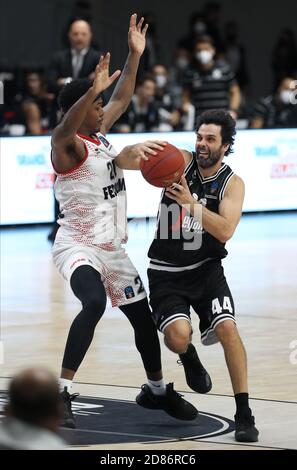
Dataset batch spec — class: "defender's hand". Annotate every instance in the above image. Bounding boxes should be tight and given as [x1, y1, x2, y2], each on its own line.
[128, 13, 148, 56]
[91, 53, 121, 96]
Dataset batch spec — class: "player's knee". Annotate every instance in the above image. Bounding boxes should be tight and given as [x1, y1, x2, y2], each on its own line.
[84, 294, 106, 316]
[215, 320, 238, 343]
[164, 322, 191, 354]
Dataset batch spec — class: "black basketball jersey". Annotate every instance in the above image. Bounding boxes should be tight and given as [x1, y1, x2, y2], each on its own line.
[148, 152, 234, 268]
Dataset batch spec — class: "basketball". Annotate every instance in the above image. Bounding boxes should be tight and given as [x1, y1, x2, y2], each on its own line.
[140, 143, 185, 188]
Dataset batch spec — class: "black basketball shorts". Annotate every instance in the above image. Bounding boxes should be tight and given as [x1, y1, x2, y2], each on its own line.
[148, 260, 235, 345]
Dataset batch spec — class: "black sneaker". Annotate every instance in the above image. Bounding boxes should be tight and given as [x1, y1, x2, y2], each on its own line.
[178, 343, 212, 394]
[235, 413, 259, 442]
[136, 382, 198, 421]
[60, 387, 79, 429]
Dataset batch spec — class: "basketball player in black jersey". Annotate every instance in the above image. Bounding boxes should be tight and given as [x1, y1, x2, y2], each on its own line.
[145, 110, 259, 442]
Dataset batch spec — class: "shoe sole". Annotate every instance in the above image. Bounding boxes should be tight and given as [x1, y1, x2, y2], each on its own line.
[235, 431, 259, 442]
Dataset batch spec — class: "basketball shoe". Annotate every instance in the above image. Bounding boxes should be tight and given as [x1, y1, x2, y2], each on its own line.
[136, 382, 198, 420]
[235, 413, 259, 442]
[60, 387, 79, 429]
[178, 343, 212, 393]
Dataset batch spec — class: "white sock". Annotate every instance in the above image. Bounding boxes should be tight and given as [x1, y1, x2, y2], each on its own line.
[147, 379, 166, 396]
[59, 378, 73, 393]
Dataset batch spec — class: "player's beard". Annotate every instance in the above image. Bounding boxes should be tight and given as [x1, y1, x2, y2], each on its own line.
[196, 146, 224, 168]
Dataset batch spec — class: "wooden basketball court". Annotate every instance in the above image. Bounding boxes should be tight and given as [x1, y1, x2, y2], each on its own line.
[1, 213, 297, 450]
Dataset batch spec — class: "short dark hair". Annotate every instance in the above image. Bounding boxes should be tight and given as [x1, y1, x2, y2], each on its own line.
[196, 110, 236, 156]
[137, 73, 156, 87]
[9, 371, 61, 426]
[58, 78, 94, 113]
[194, 35, 215, 48]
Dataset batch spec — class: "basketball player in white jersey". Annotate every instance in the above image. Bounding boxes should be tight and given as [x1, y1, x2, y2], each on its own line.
[51, 14, 198, 428]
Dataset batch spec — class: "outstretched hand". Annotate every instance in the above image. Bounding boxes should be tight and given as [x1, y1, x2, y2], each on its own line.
[128, 13, 148, 55]
[131, 140, 167, 162]
[92, 53, 121, 96]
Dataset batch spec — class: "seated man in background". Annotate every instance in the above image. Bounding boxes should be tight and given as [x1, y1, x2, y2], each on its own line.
[0, 368, 65, 450]
[250, 76, 297, 128]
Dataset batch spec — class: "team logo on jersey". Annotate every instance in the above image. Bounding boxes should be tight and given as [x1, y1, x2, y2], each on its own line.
[210, 181, 219, 193]
[99, 135, 111, 148]
[124, 286, 135, 299]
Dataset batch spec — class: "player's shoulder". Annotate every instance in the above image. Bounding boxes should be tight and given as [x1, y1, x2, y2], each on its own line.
[179, 149, 193, 166]
[225, 173, 245, 194]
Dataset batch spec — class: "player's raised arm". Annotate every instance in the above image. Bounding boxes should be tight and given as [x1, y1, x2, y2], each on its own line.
[51, 54, 121, 171]
[102, 13, 148, 132]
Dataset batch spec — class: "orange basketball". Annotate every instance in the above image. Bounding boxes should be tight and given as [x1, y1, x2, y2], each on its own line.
[140, 143, 185, 188]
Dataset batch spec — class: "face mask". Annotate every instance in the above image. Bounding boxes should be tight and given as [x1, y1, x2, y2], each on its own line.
[176, 57, 189, 70]
[196, 50, 214, 64]
[155, 74, 167, 88]
[279, 90, 292, 105]
[194, 21, 207, 35]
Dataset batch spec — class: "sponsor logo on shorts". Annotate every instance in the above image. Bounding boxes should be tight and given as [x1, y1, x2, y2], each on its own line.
[124, 286, 135, 299]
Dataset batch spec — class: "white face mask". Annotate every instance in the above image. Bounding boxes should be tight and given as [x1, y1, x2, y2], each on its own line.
[279, 89, 292, 105]
[196, 50, 214, 64]
[176, 57, 189, 70]
[155, 74, 167, 88]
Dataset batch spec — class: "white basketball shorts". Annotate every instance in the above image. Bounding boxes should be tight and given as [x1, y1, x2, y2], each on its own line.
[52, 242, 147, 307]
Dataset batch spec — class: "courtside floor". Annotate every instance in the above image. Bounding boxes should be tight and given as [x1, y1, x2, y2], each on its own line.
[1, 213, 297, 450]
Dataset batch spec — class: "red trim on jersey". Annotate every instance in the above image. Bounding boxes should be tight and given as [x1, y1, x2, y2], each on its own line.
[77, 132, 101, 145]
[51, 142, 89, 176]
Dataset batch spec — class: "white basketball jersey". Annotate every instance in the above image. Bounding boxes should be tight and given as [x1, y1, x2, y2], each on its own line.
[53, 132, 127, 246]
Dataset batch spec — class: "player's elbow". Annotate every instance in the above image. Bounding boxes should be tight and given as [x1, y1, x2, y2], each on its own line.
[217, 227, 235, 243]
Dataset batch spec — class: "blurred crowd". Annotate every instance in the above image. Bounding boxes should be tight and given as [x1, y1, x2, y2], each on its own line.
[1, 2, 297, 136]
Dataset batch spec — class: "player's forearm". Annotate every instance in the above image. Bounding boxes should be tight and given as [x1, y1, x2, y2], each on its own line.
[189, 202, 233, 243]
[115, 145, 140, 170]
[109, 52, 141, 112]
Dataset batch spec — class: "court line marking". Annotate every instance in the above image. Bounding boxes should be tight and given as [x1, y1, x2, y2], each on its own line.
[1, 377, 296, 405]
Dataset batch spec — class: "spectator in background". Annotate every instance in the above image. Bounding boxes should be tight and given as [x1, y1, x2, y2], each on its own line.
[173, 88, 196, 131]
[179, 12, 209, 53]
[184, 35, 241, 122]
[20, 71, 54, 135]
[271, 29, 297, 91]
[113, 75, 160, 133]
[223, 21, 249, 94]
[250, 76, 297, 128]
[169, 47, 192, 111]
[202, 2, 224, 53]
[47, 18, 101, 126]
[0, 368, 65, 450]
[151, 64, 178, 131]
